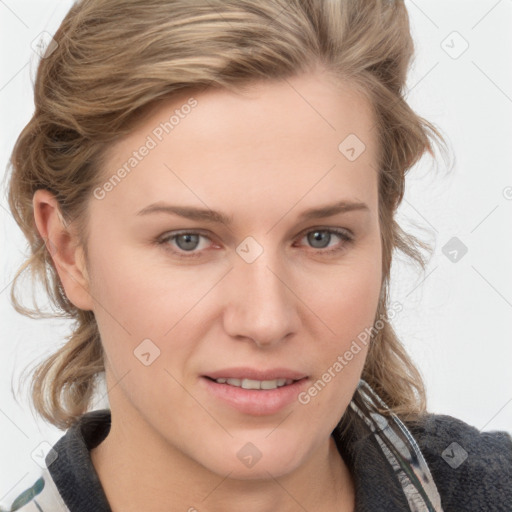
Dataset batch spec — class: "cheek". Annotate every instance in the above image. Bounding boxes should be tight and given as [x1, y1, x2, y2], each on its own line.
[86, 241, 189, 337]
[302, 250, 381, 395]
[311, 253, 382, 345]
[85, 242, 219, 387]
[330, 267, 381, 336]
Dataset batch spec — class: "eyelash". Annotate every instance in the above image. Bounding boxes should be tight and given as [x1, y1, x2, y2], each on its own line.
[156, 227, 354, 259]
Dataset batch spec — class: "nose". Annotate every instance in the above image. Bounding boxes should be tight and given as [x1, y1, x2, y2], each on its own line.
[222, 251, 300, 348]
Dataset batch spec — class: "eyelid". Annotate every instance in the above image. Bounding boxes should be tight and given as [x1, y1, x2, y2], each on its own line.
[297, 225, 353, 240]
[295, 226, 354, 254]
[156, 226, 354, 258]
[157, 229, 215, 256]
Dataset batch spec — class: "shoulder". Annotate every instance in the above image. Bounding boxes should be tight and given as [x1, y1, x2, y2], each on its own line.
[0, 467, 69, 512]
[405, 412, 512, 511]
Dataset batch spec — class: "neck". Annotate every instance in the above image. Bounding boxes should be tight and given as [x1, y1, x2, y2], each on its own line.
[90, 413, 355, 512]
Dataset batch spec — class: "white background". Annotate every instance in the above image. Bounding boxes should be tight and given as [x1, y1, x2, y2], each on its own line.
[1, 0, 511, 506]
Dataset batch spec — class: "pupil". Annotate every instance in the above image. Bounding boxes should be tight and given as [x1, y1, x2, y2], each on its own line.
[308, 231, 329, 249]
[177, 234, 199, 251]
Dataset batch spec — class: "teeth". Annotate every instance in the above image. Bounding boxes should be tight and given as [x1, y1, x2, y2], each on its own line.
[215, 377, 294, 389]
[241, 378, 261, 389]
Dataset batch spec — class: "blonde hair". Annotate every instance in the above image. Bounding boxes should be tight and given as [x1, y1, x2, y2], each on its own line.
[7, 0, 448, 430]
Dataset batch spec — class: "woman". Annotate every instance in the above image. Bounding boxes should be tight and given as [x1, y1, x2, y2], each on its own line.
[3, 0, 511, 511]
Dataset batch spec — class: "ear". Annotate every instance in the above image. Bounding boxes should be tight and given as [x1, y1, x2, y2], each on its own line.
[32, 189, 94, 311]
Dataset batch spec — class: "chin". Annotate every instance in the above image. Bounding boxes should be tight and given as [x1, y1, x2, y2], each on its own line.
[196, 439, 307, 480]
[212, 459, 301, 481]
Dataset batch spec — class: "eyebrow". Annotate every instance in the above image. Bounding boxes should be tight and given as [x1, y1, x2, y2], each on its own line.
[136, 199, 370, 224]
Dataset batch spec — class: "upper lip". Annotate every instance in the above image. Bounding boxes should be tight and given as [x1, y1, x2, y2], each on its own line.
[203, 367, 308, 381]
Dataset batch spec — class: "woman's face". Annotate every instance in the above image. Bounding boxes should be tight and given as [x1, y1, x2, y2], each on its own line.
[81, 72, 382, 478]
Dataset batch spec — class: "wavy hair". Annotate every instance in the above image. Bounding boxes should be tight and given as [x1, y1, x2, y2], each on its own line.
[6, 0, 448, 430]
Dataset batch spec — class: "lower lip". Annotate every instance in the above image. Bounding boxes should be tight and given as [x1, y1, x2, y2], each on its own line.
[201, 377, 309, 416]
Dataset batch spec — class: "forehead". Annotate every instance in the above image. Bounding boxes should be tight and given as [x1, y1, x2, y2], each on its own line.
[96, 73, 379, 220]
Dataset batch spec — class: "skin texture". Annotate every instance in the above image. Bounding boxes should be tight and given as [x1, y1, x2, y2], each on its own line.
[33, 71, 382, 512]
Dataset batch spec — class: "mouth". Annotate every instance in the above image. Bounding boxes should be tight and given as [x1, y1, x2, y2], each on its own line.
[200, 371, 309, 415]
[204, 376, 298, 390]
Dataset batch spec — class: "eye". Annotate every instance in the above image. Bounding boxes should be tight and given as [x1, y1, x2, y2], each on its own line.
[157, 231, 212, 258]
[156, 227, 354, 259]
[296, 228, 354, 255]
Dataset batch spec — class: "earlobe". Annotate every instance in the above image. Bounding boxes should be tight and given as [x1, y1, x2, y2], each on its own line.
[32, 189, 94, 311]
